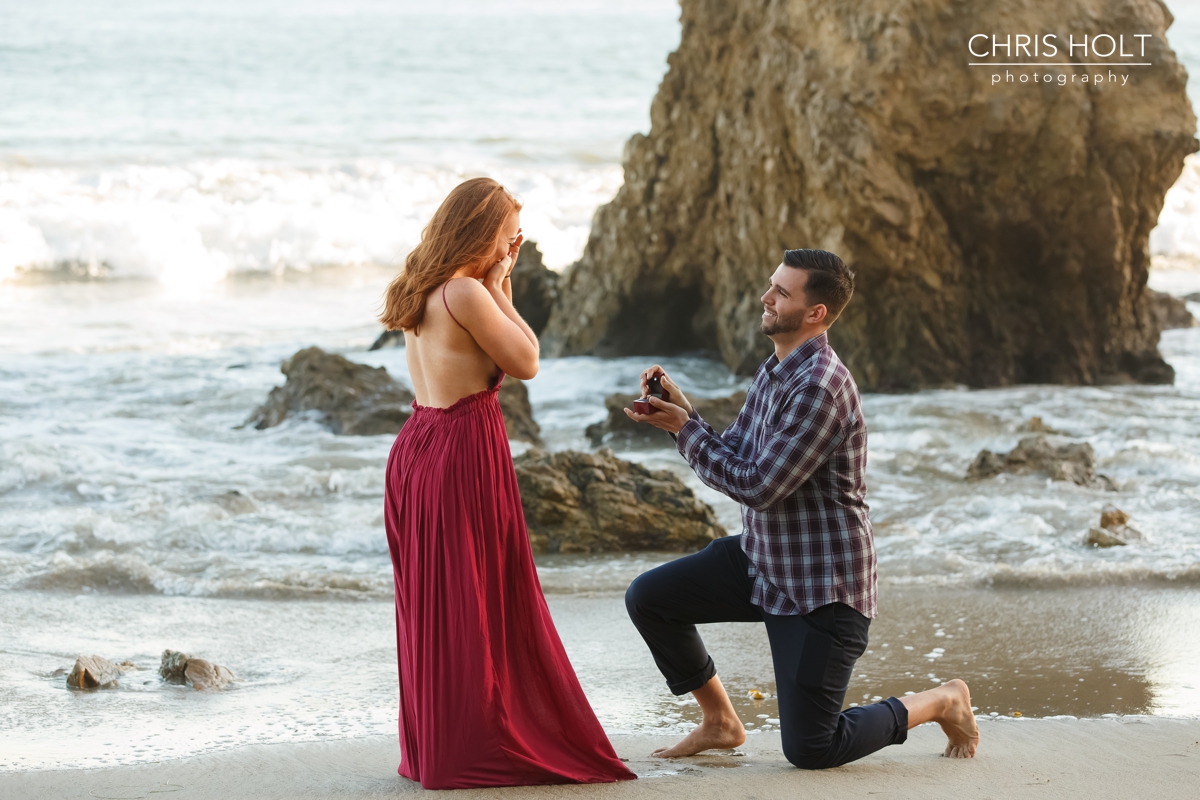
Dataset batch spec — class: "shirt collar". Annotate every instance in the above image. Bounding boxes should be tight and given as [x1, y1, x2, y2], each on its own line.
[765, 331, 829, 383]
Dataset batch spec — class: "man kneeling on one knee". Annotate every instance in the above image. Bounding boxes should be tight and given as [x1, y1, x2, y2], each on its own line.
[624, 248, 980, 767]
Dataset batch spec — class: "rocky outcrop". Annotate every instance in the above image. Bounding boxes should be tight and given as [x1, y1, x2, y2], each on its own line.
[498, 380, 542, 445]
[160, 650, 235, 691]
[66, 655, 132, 689]
[586, 390, 747, 446]
[247, 347, 541, 443]
[1148, 288, 1198, 330]
[510, 241, 559, 336]
[369, 329, 403, 350]
[1085, 505, 1145, 547]
[968, 435, 1116, 489]
[542, 0, 1197, 389]
[370, 241, 557, 349]
[513, 448, 725, 553]
[246, 348, 415, 435]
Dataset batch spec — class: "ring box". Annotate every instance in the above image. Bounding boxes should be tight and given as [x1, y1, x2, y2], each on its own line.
[633, 376, 670, 415]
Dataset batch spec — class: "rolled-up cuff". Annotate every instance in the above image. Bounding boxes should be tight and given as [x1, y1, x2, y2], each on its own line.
[667, 655, 717, 696]
[882, 696, 909, 745]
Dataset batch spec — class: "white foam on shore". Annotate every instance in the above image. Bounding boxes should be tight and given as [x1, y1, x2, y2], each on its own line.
[0, 161, 623, 284]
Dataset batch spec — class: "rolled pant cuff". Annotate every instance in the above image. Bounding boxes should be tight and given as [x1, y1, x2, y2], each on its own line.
[667, 656, 716, 696]
[882, 696, 909, 745]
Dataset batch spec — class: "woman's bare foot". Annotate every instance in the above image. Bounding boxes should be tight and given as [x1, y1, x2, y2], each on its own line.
[652, 716, 746, 758]
[935, 679, 980, 758]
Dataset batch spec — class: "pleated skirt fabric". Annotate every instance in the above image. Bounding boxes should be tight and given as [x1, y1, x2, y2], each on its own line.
[383, 377, 636, 789]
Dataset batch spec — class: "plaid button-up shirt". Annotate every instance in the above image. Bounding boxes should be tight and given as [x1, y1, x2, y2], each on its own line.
[675, 332, 877, 618]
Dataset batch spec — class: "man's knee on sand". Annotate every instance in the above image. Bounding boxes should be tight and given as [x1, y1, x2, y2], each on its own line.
[781, 735, 840, 771]
[624, 572, 663, 625]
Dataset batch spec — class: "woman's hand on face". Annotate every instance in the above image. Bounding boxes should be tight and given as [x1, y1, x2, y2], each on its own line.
[485, 252, 513, 289]
[508, 231, 524, 263]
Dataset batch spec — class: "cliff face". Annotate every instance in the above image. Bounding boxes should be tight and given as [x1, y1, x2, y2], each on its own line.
[542, 0, 1197, 389]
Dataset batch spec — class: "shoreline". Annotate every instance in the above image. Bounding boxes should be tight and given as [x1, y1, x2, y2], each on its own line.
[5, 718, 1198, 799]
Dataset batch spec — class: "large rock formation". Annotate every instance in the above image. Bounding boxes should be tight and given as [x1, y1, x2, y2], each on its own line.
[509, 241, 559, 336]
[543, 0, 1197, 389]
[247, 347, 542, 444]
[513, 448, 725, 553]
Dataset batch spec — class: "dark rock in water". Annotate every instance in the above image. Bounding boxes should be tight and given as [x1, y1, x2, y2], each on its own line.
[498, 379, 542, 446]
[513, 448, 725, 554]
[1185, 292, 1200, 304]
[160, 649, 235, 691]
[541, 0, 1195, 389]
[247, 347, 541, 443]
[510, 241, 558, 336]
[967, 435, 1116, 490]
[586, 391, 747, 447]
[1147, 288, 1198, 330]
[369, 330, 404, 351]
[245, 347, 415, 436]
[66, 655, 131, 689]
[1086, 504, 1145, 547]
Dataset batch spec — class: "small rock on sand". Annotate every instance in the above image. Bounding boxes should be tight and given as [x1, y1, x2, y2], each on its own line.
[66, 655, 132, 689]
[160, 649, 235, 690]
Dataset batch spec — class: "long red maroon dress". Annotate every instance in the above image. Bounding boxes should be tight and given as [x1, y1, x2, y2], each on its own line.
[383, 372, 636, 789]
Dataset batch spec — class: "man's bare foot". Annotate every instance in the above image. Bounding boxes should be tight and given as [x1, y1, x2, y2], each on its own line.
[935, 679, 980, 758]
[652, 717, 746, 758]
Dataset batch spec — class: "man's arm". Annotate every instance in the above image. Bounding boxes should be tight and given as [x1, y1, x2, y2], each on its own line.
[676, 384, 846, 512]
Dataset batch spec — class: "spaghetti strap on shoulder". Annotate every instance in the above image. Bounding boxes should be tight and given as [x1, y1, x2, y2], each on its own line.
[442, 282, 467, 331]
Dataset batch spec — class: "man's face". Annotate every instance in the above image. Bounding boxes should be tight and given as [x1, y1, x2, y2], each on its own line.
[759, 264, 813, 336]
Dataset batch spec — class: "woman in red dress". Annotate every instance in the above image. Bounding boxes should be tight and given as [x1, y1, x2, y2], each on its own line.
[378, 178, 636, 789]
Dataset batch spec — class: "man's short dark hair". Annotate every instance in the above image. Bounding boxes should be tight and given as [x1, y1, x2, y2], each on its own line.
[782, 248, 855, 322]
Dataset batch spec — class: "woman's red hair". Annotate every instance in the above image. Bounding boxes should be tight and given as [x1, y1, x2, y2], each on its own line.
[381, 177, 521, 331]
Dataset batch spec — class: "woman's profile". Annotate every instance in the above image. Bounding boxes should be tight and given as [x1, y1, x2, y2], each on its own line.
[379, 178, 636, 789]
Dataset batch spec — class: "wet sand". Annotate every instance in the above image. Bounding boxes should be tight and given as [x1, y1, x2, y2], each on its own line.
[550, 583, 1200, 731]
[5, 718, 1199, 799]
[3, 584, 1199, 772]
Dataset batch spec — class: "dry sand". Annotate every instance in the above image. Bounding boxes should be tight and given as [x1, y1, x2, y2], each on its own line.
[5, 717, 1198, 799]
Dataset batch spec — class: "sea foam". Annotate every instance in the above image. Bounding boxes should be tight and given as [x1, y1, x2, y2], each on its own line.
[0, 161, 623, 284]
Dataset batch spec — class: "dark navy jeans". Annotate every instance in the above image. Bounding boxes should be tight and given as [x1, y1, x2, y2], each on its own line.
[625, 535, 907, 769]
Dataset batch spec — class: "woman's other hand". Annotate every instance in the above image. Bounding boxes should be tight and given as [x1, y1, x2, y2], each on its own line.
[485, 252, 513, 290]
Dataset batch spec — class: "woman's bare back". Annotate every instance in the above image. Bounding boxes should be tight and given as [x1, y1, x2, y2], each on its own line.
[404, 280, 500, 409]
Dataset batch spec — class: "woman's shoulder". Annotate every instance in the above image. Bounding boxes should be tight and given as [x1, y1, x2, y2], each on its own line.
[440, 276, 493, 314]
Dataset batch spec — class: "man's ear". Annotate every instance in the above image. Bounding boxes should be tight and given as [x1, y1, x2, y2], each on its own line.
[808, 304, 828, 326]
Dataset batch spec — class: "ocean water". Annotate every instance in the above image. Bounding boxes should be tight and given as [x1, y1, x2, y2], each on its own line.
[2, 0, 1200, 773]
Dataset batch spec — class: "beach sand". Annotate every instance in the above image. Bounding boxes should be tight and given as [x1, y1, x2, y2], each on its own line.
[5, 718, 1198, 799]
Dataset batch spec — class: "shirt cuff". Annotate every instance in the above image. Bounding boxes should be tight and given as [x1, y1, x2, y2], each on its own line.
[675, 417, 706, 461]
